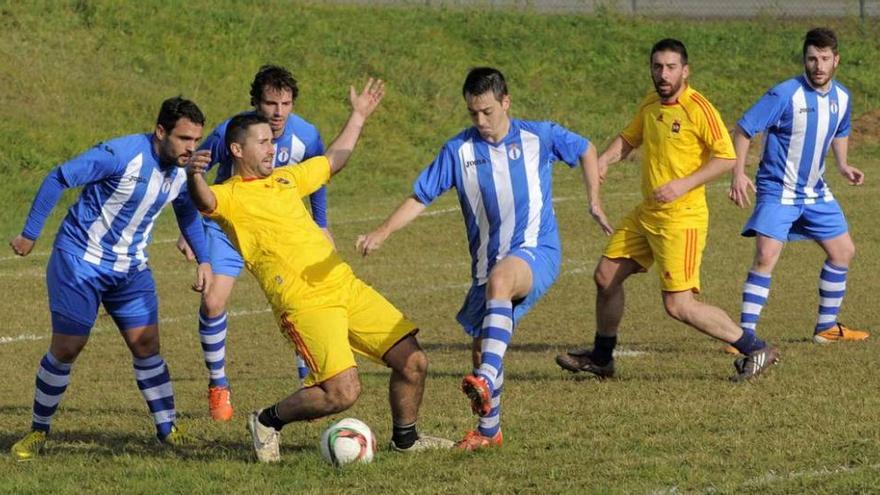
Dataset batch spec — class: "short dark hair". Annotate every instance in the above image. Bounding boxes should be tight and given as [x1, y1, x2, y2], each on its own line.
[225, 113, 270, 155]
[156, 96, 205, 132]
[803, 28, 838, 57]
[462, 67, 508, 101]
[250, 65, 299, 106]
[650, 38, 688, 65]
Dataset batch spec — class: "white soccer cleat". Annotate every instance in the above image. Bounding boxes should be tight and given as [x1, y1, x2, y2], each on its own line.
[247, 410, 281, 463]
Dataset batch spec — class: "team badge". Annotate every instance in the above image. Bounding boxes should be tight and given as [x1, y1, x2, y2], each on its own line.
[161, 177, 173, 193]
[830, 102, 839, 114]
[277, 147, 290, 163]
[671, 119, 681, 134]
[657, 113, 664, 122]
[507, 143, 521, 160]
[276, 177, 290, 185]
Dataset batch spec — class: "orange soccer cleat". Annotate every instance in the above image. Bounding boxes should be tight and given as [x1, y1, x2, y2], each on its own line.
[455, 429, 503, 451]
[461, 374, 492, 417]
[208, 386, 233, 421]
[813, 323, 870, 344]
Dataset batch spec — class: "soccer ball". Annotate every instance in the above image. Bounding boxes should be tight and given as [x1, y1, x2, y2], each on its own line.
[319, 418, 376, 466]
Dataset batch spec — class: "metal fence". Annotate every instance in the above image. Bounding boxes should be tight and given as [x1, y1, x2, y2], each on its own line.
[320, 0, 879, 18]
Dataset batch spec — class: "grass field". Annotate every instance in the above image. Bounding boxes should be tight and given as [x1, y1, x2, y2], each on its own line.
[2, 2, 880, 493]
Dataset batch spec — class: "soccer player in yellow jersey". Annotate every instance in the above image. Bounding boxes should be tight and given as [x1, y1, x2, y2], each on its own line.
[186, 79, 453, 462]
[556, 39, 779, 381]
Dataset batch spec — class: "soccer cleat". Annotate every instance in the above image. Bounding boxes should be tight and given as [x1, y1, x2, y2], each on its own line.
[555, 348, 615, 378]
[455, 429, 503, 451]
[159, 424, 199, 447]
[208, 386, 233, 421]
[461, 374, 492, 417]
[389, 434, 455, 453]
[11, 430, 47, 461]
[813, 323, 870, 344]
[247, 410, 280, 463]
[730, 346, 779, 382]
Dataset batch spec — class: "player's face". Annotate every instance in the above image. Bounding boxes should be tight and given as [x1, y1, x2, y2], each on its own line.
[156, 118, 204, 167]
[255, 86, 294, 138]
[237, 123, 276, 178]
[465, 91, 510, 142]
[651, 50, 689, 101]
[804, 45, 838, 89]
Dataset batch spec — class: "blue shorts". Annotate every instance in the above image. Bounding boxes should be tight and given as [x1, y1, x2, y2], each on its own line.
[456, 245, 561, 337]
[205, 219, 244, 277]
[742, 200, 848, 242]
[47, 249, 159, 336]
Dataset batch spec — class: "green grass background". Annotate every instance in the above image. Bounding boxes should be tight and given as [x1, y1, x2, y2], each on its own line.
[1, 1, 880, 493]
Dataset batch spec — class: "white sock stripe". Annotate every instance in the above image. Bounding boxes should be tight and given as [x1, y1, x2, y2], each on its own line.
[478, 415, 501, 429]
[198, 313, 228, 327]
[482, 314, 513, 332]
[203, 349, 225, 363]
[495, 373, 504, 389]
[199, 329, 227, 345]
[37, 367, 70, 388]
[741, 302, 765, 315]
[141, 382, 174, 402]
[819, 280, 846, 292]
[209, 369, 226, 379]
[743, 283, 770, 298]
[32, 414, 52, 425]
[134, 365, 167, 382]
[822, 263, 848, 274]
[34, 389, 63, 407]
[153, 409, 176, 425]
[486, 300, 513, 309]
[818, 314, 838, 324]
[478, 364, 499, 383]
[490, 395, 501, 408]
[482, 339, 509, 358]
[132, 355, 163, 368]
[741, 322, 757, 330]
[819, 296, 844, 307]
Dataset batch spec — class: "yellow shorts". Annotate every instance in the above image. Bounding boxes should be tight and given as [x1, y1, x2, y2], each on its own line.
[602, 210, 706, 292]
[276, 276, 417, 386]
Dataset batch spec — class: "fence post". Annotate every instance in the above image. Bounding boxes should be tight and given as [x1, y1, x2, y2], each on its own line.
[860, 0, 866, 22]
[631, 0, 637, 15]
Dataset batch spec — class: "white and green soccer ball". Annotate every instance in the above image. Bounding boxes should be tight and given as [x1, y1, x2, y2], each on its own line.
[319, 417, 376, 466]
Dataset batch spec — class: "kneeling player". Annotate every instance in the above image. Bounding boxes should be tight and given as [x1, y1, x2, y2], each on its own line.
[186, 79, 452, 462]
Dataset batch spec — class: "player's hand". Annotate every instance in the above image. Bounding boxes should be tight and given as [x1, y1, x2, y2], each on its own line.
[356, 229, 389, 257]
[192, 262, 213, 293]
[653, 179, 688, 204]
[176, 234, 196, 261]
[321, 227, 336, 250]
[350, 78, 385, 121]
[839, 164, 865, 186]
[185, 150, 212, 175]
[588, 203, 614, 236]
[728, 173, 756, 208]
[9, 235, 35, 257]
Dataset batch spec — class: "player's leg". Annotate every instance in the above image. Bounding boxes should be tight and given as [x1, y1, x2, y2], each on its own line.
[11, 250, 99, 460]
[345, 278, 452, 452]
[107, 268, 187, 444]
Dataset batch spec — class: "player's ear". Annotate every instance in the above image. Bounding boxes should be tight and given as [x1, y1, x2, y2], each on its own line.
[500, 94, 511, 112]
[682, 64, 690, 81]
[230, 142, 243, 159]
[154, 124, 167, 141]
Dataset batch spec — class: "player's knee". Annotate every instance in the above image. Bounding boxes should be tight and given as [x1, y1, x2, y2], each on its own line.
[832, 242, 856, 265]
[486, 271, 516, 300]
[663, 297, 689, 322]
[401, 349, 428, 379]
[50, 344, 84, 363]
[201, 292, 227, 317]
[594, 267, 615, 293]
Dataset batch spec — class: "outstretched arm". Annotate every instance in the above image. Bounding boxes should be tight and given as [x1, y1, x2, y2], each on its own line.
[579, 144, 613, 235]
[186, 150, 217, 213]
[325, 78, 386, 175]
[728, 125, 757, 208]
[356, 196, 427, 256]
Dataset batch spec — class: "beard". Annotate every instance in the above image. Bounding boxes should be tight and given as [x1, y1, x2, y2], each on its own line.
[806, 67, 835, 87]
[653, 77, 683, 99]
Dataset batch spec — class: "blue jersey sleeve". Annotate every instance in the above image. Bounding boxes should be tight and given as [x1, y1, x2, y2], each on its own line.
[738, 88, 788, 138]
[304, 132, 328, 227]
[21, 168, 69, 240]
[413, 145, 456, 206]
[835, 97, 851, 138]
[56, 142, 125, 187]
[549, 122, 589, 168]
[172, 188, 210, 265]
[198, 124, 230, 174]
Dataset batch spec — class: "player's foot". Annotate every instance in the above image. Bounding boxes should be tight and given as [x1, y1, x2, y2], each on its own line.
[555, 348, 615, 378]
[813, 323, 869, 344]
[461, 374, 492, 417]
[208, 386, 233, 421]
[247, 410, 280, 463]
[10, 430, 46, 461]
[455, 430, 503, 451]
[389, 434, 455, 453]
[159, 424, 199, 447]
[721, 344, 742, 355]
[730, 346, 779, 382]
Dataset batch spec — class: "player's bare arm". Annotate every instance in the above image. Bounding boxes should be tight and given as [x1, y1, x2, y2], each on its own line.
[356, 196, 427, 256]
[325, 78, 385, 175]
[185, 150, 217, 212]
[579, 144, 613, 235]
[831, 137, 865, 186]
[597, 135, 635, 183]
[653, 156, 735, 204]
[728, 125, 757, 208]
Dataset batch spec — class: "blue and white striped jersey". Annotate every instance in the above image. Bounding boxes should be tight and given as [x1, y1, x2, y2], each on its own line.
[199, 111, 327, 226]
[738, 75, 851, 205]
[27, 133, 206, 273]
[413, 119, 589, 285]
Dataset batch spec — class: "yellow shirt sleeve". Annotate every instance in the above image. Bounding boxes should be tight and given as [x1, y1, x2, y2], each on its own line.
[690, 93, 735, 160]
[621, 94, 653, 148]
[275, 156, 331, 198]
[205, 183, 234, 221]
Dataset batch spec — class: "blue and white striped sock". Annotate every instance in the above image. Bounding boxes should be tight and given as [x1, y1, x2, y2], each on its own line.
[477, 299, 513, 392]
[133, 354, 176, 439]
[815, 261, 848, 334]
[31, 352, 72, 432]
[477, 367, 503, 438]
[199, 309, 229, 388]
[740, 270, 771, 333]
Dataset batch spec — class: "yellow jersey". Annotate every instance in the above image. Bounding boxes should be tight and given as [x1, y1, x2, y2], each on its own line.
[205, 156, 353, 310]
[621, 85, 735, 225]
